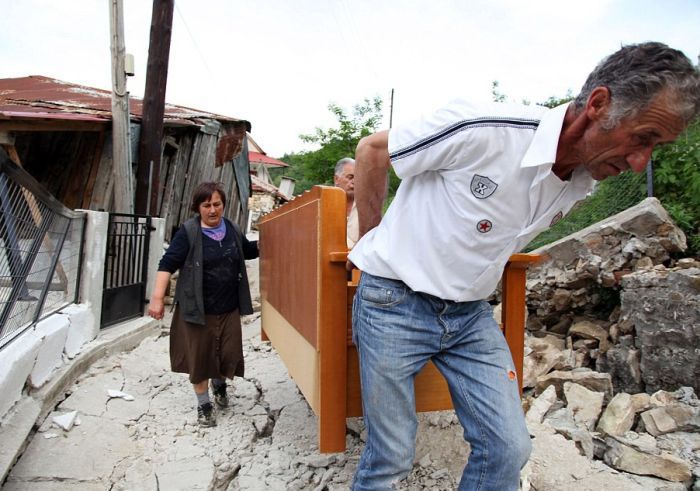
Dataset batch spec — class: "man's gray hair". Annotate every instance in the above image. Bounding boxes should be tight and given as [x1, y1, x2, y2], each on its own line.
[335, 157, 355, 176]
[574, 42, 700, 130]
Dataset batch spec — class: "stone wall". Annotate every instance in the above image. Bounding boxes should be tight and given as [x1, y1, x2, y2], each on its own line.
[527, 198, 686, 327]
[619, 263, 700, 394]
[523, 198, 699, 397]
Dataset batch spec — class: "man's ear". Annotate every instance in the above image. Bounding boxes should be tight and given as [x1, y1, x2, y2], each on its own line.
[585, 87, 611, 121]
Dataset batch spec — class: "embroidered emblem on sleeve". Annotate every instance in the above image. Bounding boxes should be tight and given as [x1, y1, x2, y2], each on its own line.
[477, 219, 493, 233]
[470, 175, 498, 199]
[550, 211, 563, 226]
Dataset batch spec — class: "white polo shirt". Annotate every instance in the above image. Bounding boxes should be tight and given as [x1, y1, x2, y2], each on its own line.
[348, 100, 595, 302]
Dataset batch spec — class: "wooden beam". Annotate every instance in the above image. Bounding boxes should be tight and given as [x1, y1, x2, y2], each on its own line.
[109, 0, 135, 213]
[501, 254, 541, 395]
[81, 130, 107, 209]
[136, 0, 175, 215]
[0, 121, 105, 132]
[1, 145, 69, 289]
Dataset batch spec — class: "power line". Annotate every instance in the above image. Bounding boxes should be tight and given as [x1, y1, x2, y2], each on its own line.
[173, 3, 216, 82]
[338, 0, 380, 85]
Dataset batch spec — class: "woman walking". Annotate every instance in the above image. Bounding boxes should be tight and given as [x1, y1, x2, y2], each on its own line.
[148, 182, 258, 427]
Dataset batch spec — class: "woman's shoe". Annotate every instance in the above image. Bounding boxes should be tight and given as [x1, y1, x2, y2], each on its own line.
[197, 402, 217, 427]
[211, 382, 229, 408]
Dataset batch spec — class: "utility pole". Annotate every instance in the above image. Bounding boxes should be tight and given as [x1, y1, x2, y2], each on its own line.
[109, 0, 135, 214]
[389, 88, 394, 129]
[136, 0, 175, 216]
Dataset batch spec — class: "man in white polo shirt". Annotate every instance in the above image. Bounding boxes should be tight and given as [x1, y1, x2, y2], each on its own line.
[348, 42, 700, 490]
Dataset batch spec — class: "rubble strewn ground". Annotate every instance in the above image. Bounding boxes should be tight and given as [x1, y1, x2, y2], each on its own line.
[4, 199, 700, 489]
[5, 311, 697, 490]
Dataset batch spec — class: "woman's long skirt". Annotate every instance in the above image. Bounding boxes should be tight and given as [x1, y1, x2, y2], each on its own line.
[169, 305, 244, 384]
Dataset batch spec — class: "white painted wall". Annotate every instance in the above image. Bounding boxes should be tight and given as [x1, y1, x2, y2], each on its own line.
[62, 304, 94, 359]
[28, 315, 70, 388]
[76, 210, 108, 333]
[0, 331, 41, 417]
[0, 211, 165, 421]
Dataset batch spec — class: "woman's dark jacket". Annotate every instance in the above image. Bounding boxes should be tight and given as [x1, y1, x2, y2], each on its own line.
[158, 217, 258, 325]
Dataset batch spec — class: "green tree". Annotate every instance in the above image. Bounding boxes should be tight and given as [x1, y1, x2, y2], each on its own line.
[274, 97, 384, 194]
[491, 81, 506, 103]
[538, 90, 575, 108]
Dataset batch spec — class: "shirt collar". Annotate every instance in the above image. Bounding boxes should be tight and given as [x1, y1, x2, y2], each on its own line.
[521, 102, 570, 168]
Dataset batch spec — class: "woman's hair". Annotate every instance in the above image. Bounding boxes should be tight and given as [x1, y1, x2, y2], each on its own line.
[190, 182, 227, 213]
[574, 42, 700, 129]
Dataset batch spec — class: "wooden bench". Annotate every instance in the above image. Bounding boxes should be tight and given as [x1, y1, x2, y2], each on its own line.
[258, 185, 540, 453]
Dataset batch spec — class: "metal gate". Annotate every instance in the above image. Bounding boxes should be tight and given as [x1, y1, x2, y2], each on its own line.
[101, 213, 152, 328]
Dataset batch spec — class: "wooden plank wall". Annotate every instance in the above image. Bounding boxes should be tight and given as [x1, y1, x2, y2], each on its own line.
[159, 123, 247, 241]
[5, 119, 249, 243]
[13, 131, 102, 211]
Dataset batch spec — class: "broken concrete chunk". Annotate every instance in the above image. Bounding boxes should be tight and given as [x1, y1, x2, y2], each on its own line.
[629, 393, 650, 413]
[107, 389, 135, 401]
[526, 385, 557, 425]
[523, 336, 572, 388]
[597, 393, 635, 437]
[612, 431, 659, 455]
[52, 410, 79, 431]
[604, 437, 691, 482]
[542, 407, 595, 459]
[536, 370, 613, 402]
[563, 382, 604, 431]
[569, 320, 611, 353]
[621, 268, 700, 395]
[640, 404, 700, 437]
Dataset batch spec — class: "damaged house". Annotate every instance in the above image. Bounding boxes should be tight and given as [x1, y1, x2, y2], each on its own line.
[0, 75, 252, 238]
[247, 133, 293, 230]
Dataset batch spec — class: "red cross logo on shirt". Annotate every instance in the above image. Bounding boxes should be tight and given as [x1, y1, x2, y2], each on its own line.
[477, 219, 492, 233]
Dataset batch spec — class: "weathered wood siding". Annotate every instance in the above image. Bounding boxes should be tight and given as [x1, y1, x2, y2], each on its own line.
[4, 119, 250, 242]
[156, 121, 249, 241]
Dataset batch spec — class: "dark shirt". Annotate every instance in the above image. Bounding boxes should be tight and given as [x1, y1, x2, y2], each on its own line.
[158, 222, 259, 315]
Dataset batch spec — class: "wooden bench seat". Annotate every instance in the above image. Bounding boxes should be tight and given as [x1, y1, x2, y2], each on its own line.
[258, 185, 539, 453]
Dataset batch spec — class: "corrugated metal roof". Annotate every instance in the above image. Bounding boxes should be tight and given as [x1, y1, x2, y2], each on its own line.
[249, 151, 288, 168]
[0, 75, 251, 130]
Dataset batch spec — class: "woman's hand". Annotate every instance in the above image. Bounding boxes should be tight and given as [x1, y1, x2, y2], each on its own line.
[148, 296, 165, 320]
[148, 271, 172, 320]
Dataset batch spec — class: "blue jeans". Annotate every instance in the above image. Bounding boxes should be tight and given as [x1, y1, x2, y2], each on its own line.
[351, 273, 531, 490]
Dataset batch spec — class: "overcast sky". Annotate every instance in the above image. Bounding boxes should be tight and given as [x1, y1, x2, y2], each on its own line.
[1, 0, 698, 157]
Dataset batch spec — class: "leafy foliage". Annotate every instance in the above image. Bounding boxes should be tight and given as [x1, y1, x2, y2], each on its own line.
[651, 119, 700, 254]
[273, 97, 384, 194]
[538, 90, 575, 108]
[491, 81, 507, 103]
[526, 120, 700, 256]
[525, 171, 647, 251]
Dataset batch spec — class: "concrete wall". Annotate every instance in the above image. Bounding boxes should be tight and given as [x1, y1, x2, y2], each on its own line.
[0, 211, 166, 421]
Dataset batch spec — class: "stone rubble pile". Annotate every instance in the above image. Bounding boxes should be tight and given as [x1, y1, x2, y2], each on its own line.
[526, 198, 686, 324]
[522, 258, 700, 398]
[524, 378, 699, 488]
[515, 197, 700, 489]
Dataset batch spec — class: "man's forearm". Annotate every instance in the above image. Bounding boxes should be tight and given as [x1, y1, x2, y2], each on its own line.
[354, 130, 391, 238]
